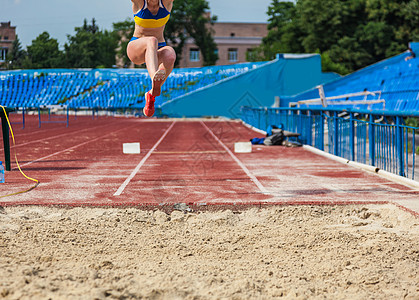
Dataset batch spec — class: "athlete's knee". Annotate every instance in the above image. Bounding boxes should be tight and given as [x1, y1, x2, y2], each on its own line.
[146, 37, 159, 49]
[163, 48, 176, 65]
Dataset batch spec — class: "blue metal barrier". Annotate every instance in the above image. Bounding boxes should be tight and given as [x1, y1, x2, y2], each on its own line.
[241, 107, 419, 180]
[10, 107, 26, 129]
[38, 106, 69, 128]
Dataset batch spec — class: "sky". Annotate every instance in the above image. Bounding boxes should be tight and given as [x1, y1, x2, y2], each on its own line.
[1, 0, 273, 48]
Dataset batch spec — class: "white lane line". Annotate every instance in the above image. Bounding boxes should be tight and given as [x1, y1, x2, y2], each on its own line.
[114, 121, 176, 196]
[18, 125, 136, 168]
[200, 121, 269, 195]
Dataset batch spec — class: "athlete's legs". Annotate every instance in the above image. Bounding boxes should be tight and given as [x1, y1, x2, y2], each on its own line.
[127, 36, 160, 79]
[150, 46, 176, 96]
[127, 38, 176, 117]
[127, 39, 176, 96]
[157, 46, 176, 80]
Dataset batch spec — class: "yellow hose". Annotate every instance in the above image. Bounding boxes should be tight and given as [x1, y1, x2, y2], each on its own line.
[0, 106, 39, 198]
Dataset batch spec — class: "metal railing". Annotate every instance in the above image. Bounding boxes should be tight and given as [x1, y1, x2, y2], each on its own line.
[241, 107, 419, 180]
[289, 87, 385, 110]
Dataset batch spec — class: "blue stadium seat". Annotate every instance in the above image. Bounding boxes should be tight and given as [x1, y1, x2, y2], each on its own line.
[284, 52, 419, 113]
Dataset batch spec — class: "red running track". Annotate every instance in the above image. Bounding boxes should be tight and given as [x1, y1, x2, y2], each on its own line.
[0, 115, 418, 214]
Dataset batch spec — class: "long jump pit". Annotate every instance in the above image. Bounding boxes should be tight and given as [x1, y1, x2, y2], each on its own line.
[0, 117, 418, 299]
[0, 204, 418, 299]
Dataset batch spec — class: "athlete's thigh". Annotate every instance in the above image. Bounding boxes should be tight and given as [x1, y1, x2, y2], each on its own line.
[157, 46, 176, 65]
[127, 38, 150, 65]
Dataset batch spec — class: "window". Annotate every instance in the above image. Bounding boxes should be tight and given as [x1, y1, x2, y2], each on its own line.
[230, 33, 235, 37]
[189, 48, 200, 62]
[228, 48, 238, 62]
[4, 36, 8, 40]
[247, 48, 255, 61]
[0, 48, 8, 62]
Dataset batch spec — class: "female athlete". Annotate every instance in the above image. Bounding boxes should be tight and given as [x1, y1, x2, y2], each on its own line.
[127, 0, 176, 117]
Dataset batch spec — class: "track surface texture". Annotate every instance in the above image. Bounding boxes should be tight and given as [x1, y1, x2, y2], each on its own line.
[0, 115, 418, 213]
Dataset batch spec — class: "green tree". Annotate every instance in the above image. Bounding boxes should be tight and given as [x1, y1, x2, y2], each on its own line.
[65, 18, 117, 68]
[319, 51, 350, 75]
[256, 0, 419, 75]
[326, 36, 372, 72]
[164, 5, 188, 67]
[97, 29, 118, 68]
[297, 0, 365, 53]
[26, 32, 63, 68]
[401, 0, 419, 42]
[113, 19, 135, 68]
[6, 35, 27, 69]
[251, 0, 303, 61]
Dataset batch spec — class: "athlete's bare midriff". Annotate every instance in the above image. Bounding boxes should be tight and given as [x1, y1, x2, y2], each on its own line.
[133, 25, 166, 43]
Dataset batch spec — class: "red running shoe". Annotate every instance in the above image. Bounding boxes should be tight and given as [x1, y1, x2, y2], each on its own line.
[143, 92, 155, 117]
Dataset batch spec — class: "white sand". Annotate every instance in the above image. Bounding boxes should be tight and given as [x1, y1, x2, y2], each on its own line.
[0, 204, 418, 299]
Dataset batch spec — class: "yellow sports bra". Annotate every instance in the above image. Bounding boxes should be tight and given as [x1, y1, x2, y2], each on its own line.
[134, 0, 171, 28]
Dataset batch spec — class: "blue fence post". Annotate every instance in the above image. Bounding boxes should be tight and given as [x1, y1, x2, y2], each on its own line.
[412, 129, 416, 180]
[396, 116, 404, 176]
[265, 108, 268, 131]
[22, 107, 25, 129]
[369, 114, 375, 166]
[334, 111, 339, 156]
[319, 113, 325, 151]
[297, 109, 302, 139]
[350, 112, 355, 161]
[66, 107, 69, 127]
[307, 110, 312, 146]
[38, 107, 41, 128]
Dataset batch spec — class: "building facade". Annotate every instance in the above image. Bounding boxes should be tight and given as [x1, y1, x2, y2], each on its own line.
[0, 22, 16, 67]
[178, 22, 268, 68]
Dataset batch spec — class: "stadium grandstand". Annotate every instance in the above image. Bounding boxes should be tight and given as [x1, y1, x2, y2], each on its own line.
[0, 62, 265, 112]
[282, 42, 419, 112]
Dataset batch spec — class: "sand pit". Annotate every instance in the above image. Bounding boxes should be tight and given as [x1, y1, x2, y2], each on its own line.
[0, 204, 418, 299]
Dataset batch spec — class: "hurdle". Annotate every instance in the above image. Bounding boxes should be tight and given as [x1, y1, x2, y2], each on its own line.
[38, 105, 69, 128]
[10, 107, 26, 129]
